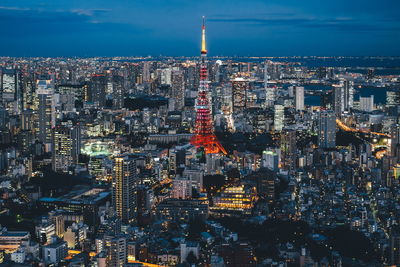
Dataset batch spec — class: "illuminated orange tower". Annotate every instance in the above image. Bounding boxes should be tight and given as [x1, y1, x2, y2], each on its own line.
[190, 17, 227, 155]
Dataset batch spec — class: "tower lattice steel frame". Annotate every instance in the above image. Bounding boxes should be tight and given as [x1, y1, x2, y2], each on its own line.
[190, 17, 227, 155]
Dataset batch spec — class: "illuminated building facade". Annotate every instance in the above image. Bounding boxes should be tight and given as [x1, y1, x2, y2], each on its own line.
[112, 75, 126, 109]
[280, 130, 296, 170]
[386, 90, 400, 108]
[155, 199, 208, 222]
[171, 70, 185, 110]
[334, 80, 354, 115]
[262, 149, 280, 171]
[264, 61, 276, 107]
[88, 155, 109, 181]
[318, 110, 336, 148]
[89, 74, 107, 107]
[231, 77, 249, 112]
[211, 185, 257, 216]
[0, 228, 30, 253]
[391, 124, 400, 163]
[52, 125, 81, 173]
[359, 95, 374, 112]
[171, 176, 192, 199]
[294, 86, 305, 111]
[274, 104, 284, 131]
[37, 79, 55, 150]
[1, 68, 22, 114]
[112, 155, 137, 224]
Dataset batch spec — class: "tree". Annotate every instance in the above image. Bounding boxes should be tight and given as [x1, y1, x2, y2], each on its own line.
[187, 219, 206, 240]
[186, 251, 198, 265]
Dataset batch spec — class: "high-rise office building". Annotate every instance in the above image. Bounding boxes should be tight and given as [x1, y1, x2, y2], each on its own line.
[1, 68, 20, 101]
[1, 68, 22, 114]
[318, 110, 336, 148]
[333, 80, 354, 115]
[171, 70, 185, 110]
[37, 79, 55, 151]
[274, 105, 284, 131]
[112, 75, 126, 109]
[52, 125, 81, 173]
[23, 77, 35, 111]
[142, 62, 151, 83]
[294, 86, 305, 111]
[264, 61, 275, 107]
[231, 77, 249, 112]
[280, 130, 296, 170]
[89, 74, 107, 107]
[359, 95, 374, 112]
[112, 155, 137, 224]
[391, 124, 400, 163]
[387, 90, 400, 108]
[262, 149, 280, 171]
[390, 227, 400, 266]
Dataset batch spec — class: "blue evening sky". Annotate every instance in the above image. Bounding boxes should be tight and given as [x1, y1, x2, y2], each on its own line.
[0, 0, 399, 56]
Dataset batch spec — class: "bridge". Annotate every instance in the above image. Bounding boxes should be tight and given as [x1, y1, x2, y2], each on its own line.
[336, 119, 391, 138]
[336, 119, 391, 159]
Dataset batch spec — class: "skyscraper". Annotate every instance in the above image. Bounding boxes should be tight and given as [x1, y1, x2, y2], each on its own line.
[112, 75, 126, 109]
[294, 86, 305, 111]
[142, 62, 151, 83]
[37, 79, 55, 151]
[274, 104, 284, 131]
[231, 77, 249, 112]
[390, 227, 400, 266]
[89, 74, 107, 107]
[264, 61, 275, 107]
[171, 70, 185, 110]
[112, 155, 137, 224]
[386, 90, 400, 108]
[359, 95, 374, 112]
[318, 110, 336, 148]
[52, 125, 81, 173]
[1, 68, 22, 114]
[391, 124, 400, 164]
[333, 80, 353, 115]
[280, 130, 296, 170]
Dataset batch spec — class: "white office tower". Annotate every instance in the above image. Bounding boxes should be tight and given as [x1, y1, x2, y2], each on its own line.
[264, 61, 275, 107]
[294, 86, 305, 111]
[274, 105, 284, 131]
[359, 95, 374, 112]
[318, 110, 336, 148]
[334, 79, 354, 114]
[262, 149, 280, 171]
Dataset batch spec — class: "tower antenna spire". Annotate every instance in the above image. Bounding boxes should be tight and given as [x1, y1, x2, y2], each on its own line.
[201, 16, 207, 54]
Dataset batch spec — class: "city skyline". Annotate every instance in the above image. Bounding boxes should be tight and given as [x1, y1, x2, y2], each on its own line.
[0, 0, 400, 57]
[0, 1, 400, 266]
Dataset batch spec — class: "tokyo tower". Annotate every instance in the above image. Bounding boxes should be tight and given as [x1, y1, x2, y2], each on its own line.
[190, 17, 227, 155]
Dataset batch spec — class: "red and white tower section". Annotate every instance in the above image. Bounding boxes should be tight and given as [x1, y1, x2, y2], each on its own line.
[190, 17, 227, 155]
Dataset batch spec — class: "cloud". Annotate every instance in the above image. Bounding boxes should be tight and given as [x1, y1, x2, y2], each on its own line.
[70, 8, 110, 16]
[0, 6, 31, 11]
[208, 15, 400, 33]
[0, 6, 143, 37]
